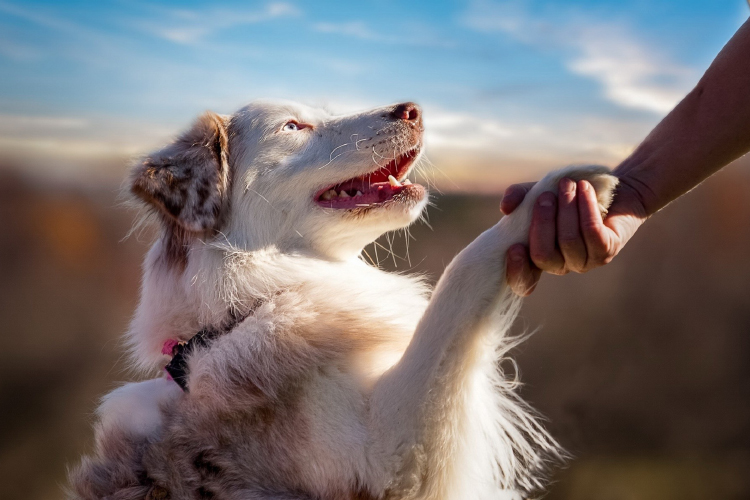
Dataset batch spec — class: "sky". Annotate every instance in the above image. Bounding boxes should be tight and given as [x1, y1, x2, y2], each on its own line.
[0, 0, 748, 191]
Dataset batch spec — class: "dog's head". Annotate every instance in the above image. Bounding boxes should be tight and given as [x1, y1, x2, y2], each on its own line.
[131, 100, 427, 262]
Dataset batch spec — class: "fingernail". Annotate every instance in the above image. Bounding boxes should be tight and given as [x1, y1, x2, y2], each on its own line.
[560, 177, 575, 191]
[579, 180, 590, 191]
[539, 194, 554, 207]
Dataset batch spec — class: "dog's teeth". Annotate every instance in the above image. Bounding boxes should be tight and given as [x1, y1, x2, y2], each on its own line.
[388, 175, 401, 187]
[403, 179, 412, 185]
[321, 190, 334, 201]
[355, 190, 363, 197]
[339, 190, 350, 198]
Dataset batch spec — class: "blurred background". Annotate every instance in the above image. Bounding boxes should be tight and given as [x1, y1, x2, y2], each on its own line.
[1, 1, 749, 499]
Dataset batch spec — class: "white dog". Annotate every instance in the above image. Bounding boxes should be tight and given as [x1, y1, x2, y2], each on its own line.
[69, 100, 617, 500]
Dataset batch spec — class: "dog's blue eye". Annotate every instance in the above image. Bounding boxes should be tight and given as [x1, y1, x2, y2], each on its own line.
[283, 122, 299, 131]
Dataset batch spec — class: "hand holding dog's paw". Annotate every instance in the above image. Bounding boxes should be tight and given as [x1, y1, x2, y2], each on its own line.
[502, 167, 648, 296]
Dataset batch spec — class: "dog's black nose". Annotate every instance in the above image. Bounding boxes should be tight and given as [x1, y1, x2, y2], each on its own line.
[390, 102, 421, 122]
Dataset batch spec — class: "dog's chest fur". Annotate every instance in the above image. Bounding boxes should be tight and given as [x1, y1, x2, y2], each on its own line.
[70, 101, 602, 500]
[129, 255, 430, 498]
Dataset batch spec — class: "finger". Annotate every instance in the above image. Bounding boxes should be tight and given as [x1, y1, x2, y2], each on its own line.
[577, 180, 613, 266]
[529, 191, 567, 274]
[556, 178, 588, 272]
[500, 182, 536, 215]
[506, 244, 542, 296]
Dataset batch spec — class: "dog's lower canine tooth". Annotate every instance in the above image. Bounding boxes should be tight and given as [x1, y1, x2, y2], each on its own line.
[388, 175, 401, 187]
[339, 191, 350, 198]
[355, 191, 363, 197]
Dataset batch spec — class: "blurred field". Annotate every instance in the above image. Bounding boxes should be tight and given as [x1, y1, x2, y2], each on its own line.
[1, 158, 749, 500]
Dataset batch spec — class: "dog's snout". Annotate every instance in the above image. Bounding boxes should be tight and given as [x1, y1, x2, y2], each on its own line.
[390, 102, 421, 122]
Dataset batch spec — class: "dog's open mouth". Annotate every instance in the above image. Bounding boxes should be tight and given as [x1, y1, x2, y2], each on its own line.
[315, 146, 424, 209]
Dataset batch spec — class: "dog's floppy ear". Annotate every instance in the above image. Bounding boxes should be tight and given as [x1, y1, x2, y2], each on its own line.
[131, 111, 231, 233]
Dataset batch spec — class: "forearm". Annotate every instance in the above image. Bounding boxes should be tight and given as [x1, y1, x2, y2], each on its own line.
[615, 18, 750, 216]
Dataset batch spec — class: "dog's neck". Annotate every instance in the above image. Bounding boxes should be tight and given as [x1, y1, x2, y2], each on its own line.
[126, 233, 408, 372]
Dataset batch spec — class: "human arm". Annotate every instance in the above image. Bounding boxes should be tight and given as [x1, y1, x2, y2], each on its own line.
[504, 17, 750, 295]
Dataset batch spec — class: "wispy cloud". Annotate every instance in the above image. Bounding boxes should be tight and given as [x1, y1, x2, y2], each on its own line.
[0, 37, 40, 61]
[0, 114, 88, 132]
[420, 105, 655, 190]
[462, 0, 697, 114]
[312, 19, 455, 48]
[136, 2, 301, 45]
[567, 28, 694, 114]
[313, 21, 385, 41]
[0, 0, 115, 47]
[425, 109, 516, 151]
[0, 0, 84, 33]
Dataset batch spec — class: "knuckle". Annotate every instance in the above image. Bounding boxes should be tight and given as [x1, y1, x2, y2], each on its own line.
[558, 233, 581, 247]
[534, 257, 564, 273]
[580, 221, 600, 235]
[583, 230, 607, 249]
[600, 253, 616, 265]
[529, 246, 551, 264]
[586, 254, 611, 268]
[590, 247, 616, 265]
[549, 267, 569, 276]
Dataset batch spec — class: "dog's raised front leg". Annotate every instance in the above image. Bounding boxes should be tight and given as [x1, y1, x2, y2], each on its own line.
[367, 166, 618, 499]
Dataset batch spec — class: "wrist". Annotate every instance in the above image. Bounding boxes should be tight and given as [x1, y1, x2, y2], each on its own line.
[609, 174, 652, 220]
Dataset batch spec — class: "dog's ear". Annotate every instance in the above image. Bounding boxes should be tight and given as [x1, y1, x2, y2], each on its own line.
[131, 111, 231, 233]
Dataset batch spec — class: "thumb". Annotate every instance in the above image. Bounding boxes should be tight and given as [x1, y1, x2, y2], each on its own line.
[500, 182, 536, 215]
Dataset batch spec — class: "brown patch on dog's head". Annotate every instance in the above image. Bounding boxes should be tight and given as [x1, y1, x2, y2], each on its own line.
[131, 112, 231, 267]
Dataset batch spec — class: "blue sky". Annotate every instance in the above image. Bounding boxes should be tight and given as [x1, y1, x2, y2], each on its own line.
[0, 0, 747, 189]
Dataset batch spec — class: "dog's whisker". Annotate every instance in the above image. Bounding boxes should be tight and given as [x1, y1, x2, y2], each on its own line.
[403, 227, 413, 268]
[321, 151, 348, 169]
[371, 240, 381, 266]
[75, 99, 570, 499]
[247, 188, 281, 212]
[386, 232, 397, 268]
[329, 142, 352, 160]
[372, 240, 393, 267]
[360, 247, 376, 267]
[421, 153, 457, 192]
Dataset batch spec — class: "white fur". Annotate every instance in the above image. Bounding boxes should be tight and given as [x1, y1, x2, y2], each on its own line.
[97, 378, 182, 438]
[94, 100, 618, 499]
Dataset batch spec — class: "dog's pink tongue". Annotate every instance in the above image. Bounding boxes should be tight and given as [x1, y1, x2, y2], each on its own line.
[162, 339, 179, 355]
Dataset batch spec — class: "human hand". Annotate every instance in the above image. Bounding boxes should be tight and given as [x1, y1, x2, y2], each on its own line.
[502, 176, 649, 296]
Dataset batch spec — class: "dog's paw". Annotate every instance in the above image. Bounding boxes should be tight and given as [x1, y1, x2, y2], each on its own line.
[532, 165, 619, 215]
[97, 378, 182, 439]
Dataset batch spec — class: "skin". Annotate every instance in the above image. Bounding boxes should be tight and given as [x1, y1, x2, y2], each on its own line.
[503, 18, 750, 296]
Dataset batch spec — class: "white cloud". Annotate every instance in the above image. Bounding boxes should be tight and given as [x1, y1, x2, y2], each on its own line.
[424, 109, 516, 151]
[424, 106, 646, 160]
[0, 114, 89, 132]
[567, 27, 694, 114]
[0, 113, 173, 162]
[415, 104, 659, 191]
[462, 0, 698, 114]
[137, 3, 302, 45]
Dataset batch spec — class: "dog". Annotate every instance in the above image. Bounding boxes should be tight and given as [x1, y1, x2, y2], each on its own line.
[69, 100, 618, 500]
